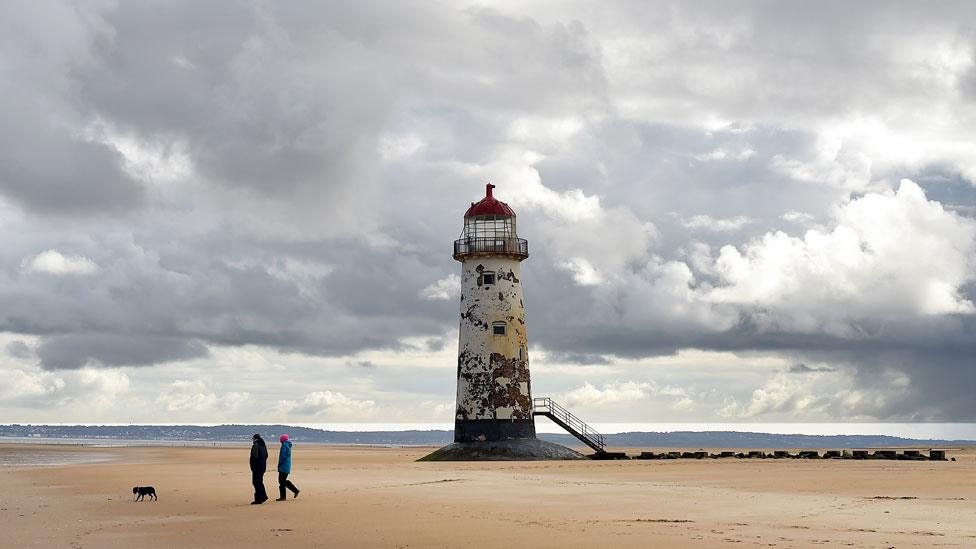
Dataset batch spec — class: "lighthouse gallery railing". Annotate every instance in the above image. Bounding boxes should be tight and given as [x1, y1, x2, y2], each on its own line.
[453, 237, 529, 260]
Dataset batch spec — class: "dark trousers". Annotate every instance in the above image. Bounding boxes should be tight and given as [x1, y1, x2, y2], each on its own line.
[278, 472, 299, 499]
[252, 471, 268, 502]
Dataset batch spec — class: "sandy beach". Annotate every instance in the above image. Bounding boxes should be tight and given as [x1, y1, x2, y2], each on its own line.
[1, 443, 974, 548]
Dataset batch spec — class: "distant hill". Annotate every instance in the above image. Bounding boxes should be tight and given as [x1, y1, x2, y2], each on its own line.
[1, 424, 972, 449]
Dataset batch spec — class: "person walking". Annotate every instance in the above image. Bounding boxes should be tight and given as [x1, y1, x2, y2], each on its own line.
[276, 434, 300, 501]
[249, 433, 269, 504]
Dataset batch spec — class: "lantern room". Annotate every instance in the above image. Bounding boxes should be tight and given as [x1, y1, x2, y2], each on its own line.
[453, 184, 529, 261]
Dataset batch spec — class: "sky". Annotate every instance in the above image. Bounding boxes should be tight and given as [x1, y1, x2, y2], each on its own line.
[1, 1, 975, 426]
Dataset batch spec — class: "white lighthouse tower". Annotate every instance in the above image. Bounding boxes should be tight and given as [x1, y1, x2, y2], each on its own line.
[421, 184, 582, 461]
[453, 183, 534, 442]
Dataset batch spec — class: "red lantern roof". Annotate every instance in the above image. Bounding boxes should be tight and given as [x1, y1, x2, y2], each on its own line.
[464, 183, 516, 217]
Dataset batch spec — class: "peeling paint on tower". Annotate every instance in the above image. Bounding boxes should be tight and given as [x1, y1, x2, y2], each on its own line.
[456, 259, 530, 421]
[452, 184, 535, 443]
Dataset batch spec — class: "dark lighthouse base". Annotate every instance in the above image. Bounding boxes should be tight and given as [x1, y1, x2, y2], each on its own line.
[454, 418, 537, 442]
[417, 438, 585, 461]
[418, 418, 584, 461]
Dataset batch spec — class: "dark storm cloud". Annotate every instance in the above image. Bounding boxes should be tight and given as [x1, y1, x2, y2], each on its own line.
[36, 334, 209, 370]
[0, 124, 145, 215]
[78, 0, 394, 221]
[0, 2, 145, 215]
[787, 363, 835, 374]
[1, 1, 975, 421]
[5, 341, 33, 360]
[540, 351, 613, 366]
[778, 342, 976, 421]
[71, 1, 605, 205]
[1, 232, 455, 368]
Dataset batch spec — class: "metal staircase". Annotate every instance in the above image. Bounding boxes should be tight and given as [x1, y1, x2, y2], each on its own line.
[532, 397, 606, 454]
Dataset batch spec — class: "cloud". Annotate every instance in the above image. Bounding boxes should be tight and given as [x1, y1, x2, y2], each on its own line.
[420, 274, 461, 300]
[420, 399, 456, 420]
[155, 380, 251, 413]
[771, 136, 873, 191]
[37, 335, 209, 370]
[682, 214, 753, 232]
[558, 380, 702, 413]
[787, 362, 835, 374]
[694, 148, 755, 162]
[716, 368, 913, 420]
[782, 211, 816, 224]
[6, 340, 33, 359]
[558, 257, 603, 286]
[23, 250, 98, 275]
[705, 179, 976, 333]
[0, 2, 145, 215]
[1, 1, 976, 423]
[276, 391, 376, 418]
[560, 381, 653, 407]
[536, 350, 612, 366]
[0, 366, 130, 411]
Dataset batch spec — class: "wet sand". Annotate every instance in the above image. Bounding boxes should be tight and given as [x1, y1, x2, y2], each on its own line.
[1, 443, 974, 548]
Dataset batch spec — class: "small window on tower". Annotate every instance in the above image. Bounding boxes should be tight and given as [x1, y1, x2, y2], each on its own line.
[492, 321, 506, 336]
[482, 272, 496, 285]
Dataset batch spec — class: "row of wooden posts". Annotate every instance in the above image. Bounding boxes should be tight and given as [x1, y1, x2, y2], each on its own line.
[592, 449, 950, 460]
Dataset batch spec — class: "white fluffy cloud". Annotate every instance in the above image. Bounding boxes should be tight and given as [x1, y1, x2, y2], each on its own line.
[0, 365, 129, 412]
[705, 179, 976, 334]
[23, 250, 98, 275]
[420, 274, 461, 300]
[276, 391, 377, 419]
[682, 214, 753, 232]
[716, 368, 913, 420]
[155, 380, 251, 414]
[559, 257, 603, 286]
[559, 380, 700, 412]
[772, 135, 874, 191]
[560, 381, 653, 407]
[583, 256, 739, 333]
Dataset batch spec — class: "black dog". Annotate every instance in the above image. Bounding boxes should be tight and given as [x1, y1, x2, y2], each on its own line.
[132, 486, 157, 501]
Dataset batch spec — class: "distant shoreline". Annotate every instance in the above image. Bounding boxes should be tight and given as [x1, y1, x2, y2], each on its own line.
[0, 437, 431, 448]
[2, 424, 974, 449]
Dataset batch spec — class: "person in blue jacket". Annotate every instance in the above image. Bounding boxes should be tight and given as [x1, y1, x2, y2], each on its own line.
[276, 434, 300, 501]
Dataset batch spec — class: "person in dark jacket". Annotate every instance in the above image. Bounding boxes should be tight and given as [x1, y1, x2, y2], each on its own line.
[249, 433, 269, 504]
[276, 434, 300, 501]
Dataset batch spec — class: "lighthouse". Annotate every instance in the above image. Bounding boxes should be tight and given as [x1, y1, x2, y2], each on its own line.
[453, 183, 533, 442]
[420, 184, 583, 461]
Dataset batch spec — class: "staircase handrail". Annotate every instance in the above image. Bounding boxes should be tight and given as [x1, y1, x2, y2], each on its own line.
[532, 397, 606, 451]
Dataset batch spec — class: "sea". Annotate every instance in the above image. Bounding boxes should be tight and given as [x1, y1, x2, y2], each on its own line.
[299, 422, 976, 440]
[8, 422, 973, 439]
[3, 423, 974, 466]
[0, 447, 116, 467]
